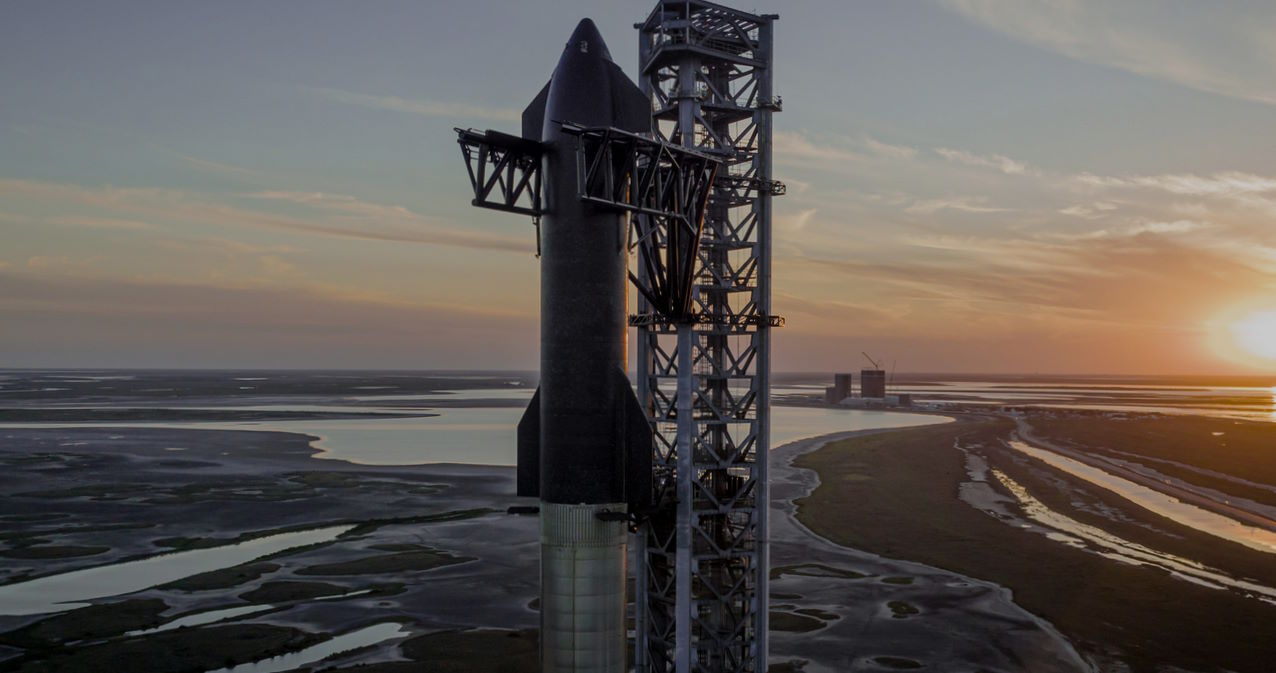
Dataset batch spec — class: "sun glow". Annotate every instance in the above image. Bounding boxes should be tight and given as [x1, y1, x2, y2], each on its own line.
[1229, 310, 1276, 362]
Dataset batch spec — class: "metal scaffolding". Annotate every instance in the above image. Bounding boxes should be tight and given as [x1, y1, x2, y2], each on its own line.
[633, 3, 781, 672]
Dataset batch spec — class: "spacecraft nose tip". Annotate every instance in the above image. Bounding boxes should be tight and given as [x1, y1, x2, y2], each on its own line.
[566, 18, 613, 62]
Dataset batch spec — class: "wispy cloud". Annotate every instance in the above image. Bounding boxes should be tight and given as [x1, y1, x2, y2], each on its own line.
[1127, 219, 1211, 236]
[774, 131, 866, 166]
[157, 237, 299, 257]
[776, 208, 818, 233]
[803, 231, 1270, 331]
[174, 153, 274, 181]
[26, 256, 77, 270]
[776, 131, 923, 167]
[904, 196, 1009, 214]
[0, 179, 532, 255]
[1058, 202, 1117, 219]
[0, 271, 538, 368]
[935, 147, 1030, 175]
[47, 216, 157, 231]
[1075, 171, 1276, 196]
[1054, 219, 1212, 241]
[305, 86, 519, 122]
[864, 137, 918, 160]
[937, 0, 1276, 107]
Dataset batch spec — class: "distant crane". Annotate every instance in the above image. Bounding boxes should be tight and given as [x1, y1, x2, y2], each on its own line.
[861, 351, 883, 370]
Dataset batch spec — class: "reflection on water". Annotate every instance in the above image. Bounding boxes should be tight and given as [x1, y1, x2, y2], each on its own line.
[348, 388, 533, 402]
[204, 622, 410, 673]
[126, 604, 275, 636]
[987, 467, 1276, 604]
[265, 408, 521, 466]
[770, 406, 947, 447]
[125, 589, 375, 637]
[0, 396, 945, 467]
[5, 376, 1275, 469]
[299, 405, 944, 466]
[781, 379, 1276, 422]
[1007, 439, 1276, 555]
[0, 525, 354, 616]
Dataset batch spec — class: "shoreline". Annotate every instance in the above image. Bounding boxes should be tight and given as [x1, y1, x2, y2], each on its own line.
[768, 419, 1092, 673]
[6, 399, 1274, 671]
[0, 409, 1093, 673]
[793, 412, 1276, 672]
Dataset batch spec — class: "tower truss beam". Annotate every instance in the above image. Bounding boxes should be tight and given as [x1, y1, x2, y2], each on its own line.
[635, 3, 781, 672]
[454, 128, 543, 216]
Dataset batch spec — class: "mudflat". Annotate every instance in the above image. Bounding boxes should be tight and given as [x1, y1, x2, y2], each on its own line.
[795, 414, 1276, 673]
[0, 425, 540, 672]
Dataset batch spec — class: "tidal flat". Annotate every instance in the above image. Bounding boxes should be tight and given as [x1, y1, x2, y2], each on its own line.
[0, 424, 536, 672]
[795, 411, 1276, 673]
[0, 420, 1093, 673]
[0, 421, 1041, 673]
[5, 369, 1269, 672]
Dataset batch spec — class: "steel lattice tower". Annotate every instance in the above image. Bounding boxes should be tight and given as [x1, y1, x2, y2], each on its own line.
[632, 3, 782, 672]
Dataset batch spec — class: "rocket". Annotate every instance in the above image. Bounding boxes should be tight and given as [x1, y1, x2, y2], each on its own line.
[514, 18, 652, 673]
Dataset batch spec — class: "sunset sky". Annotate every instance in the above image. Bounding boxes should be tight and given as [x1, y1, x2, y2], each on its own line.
[4, 1, 1276, 374]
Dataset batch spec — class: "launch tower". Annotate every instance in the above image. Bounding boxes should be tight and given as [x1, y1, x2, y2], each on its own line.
[632, 4, 783, 673]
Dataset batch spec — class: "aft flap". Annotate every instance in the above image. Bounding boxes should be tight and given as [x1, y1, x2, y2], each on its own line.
[616, 370, 653, 510]
[517, 386, 541, 497]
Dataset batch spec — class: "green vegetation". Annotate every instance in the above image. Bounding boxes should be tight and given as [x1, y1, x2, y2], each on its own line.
[886, 601, 918, 618]
[368, 543, 427, 552]
[152, 536, 230, 551]
[794, 607, 840, 621]
[873, 656, 922, 669]
[297, 549, 471, 576]
[161, 562, 280, 592]
[143, 481, 301, 504]
[0, 546, 108, 560]
[3, 623, 325, 673]
[238, 580, 348, 602]
[339, 508, 495, 538]
[768, 610, 825, 633]
[770, 563, 867, 581]
[0, 599, 167, 649]
[0, 514, 66, 524]
[327, 629, 539, 673]
[289, 472, 365, 488]
[14, 484, 149, 500]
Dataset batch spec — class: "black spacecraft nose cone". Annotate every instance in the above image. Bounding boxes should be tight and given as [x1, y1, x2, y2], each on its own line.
[565, 17, 612, 62]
